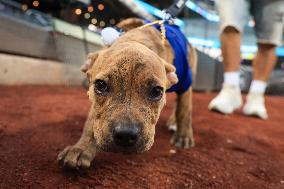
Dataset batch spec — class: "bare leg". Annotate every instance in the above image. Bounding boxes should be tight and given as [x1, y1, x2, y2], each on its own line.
[221, 26, 241, 72]
[208, 26, 243, 114]
[252, 43, 277, 81]
[243, 43, 277, 119]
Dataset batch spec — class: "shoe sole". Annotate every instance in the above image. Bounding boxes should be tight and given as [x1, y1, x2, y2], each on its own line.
[243, 110, 268, 120]
[209, 100, 242, 115]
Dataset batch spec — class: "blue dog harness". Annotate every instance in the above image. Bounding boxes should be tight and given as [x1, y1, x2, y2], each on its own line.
[151, 22, 192, 94]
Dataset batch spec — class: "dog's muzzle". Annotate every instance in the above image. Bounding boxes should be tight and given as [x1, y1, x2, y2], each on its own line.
[112, 122, 140, 148]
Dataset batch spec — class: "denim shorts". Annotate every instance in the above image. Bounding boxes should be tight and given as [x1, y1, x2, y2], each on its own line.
[216, 0, 284, 46]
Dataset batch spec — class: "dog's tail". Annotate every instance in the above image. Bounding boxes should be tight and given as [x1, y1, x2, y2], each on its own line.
[116, 18, 145, 31]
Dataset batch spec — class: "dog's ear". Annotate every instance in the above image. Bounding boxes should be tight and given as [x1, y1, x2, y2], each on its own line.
[116, 18, 145, 31]
[161, 59, 178, 89]
[81, 52, 99, 73]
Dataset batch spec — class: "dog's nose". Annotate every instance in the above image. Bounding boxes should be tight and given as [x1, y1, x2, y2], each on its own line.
[113, 124, 139, 147]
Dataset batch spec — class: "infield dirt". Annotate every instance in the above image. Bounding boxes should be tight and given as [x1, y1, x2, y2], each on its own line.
[0, 86, 283, 189]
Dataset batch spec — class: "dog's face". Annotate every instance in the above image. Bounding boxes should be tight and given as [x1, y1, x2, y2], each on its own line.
[83, 43, 178, 153]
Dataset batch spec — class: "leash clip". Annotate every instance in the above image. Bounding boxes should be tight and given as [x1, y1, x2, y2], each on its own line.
[161, 10, 174, 25]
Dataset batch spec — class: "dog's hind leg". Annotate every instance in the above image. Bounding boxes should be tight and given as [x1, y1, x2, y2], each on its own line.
[170, 87, 195, 148]
[167, 104, 177, 131]
[58, 111, 97, 170]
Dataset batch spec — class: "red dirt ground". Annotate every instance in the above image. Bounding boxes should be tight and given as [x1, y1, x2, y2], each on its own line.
[0, 86, 283, 189]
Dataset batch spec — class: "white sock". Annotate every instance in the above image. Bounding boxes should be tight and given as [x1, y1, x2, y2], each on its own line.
[224, 72, 240, 87]
[249, 80, 267, 94]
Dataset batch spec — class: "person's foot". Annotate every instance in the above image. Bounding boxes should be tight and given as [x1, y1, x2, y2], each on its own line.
[243, 93, 268, 120]
[208, 84, 242, 114]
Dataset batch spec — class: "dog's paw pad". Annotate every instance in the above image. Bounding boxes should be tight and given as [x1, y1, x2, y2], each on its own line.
[77, 153, 93, 169]
[57, 146, 71, 162]
[170, 133, 194, 148]
[57, 146, 92, 170]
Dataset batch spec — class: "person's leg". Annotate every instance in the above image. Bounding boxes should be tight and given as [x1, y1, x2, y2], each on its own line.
[208, 0, 249, 114]
[220, 27, 241, 87]
[208, 27, 243, 114]
[252, 43, 277, 82]
[243, 44, 277, 119]
[243, 0, 284, 119]
[221, 27, 241, 73]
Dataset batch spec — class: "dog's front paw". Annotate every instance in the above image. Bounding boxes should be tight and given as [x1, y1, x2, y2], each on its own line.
[170, 132, 195, 148]
[57, 145, 94, 170]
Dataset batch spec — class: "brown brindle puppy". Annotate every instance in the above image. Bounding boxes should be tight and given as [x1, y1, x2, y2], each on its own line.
[58, 18, 197, 169]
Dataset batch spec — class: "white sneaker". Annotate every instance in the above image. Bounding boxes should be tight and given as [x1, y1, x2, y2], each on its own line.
[243, 93, 268, 120]
[208, 84, 242, 114]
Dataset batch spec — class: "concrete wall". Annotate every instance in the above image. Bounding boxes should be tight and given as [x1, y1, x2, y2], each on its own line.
[0, 14, 58, 59]
[0, 15, 103, 86]
[0, 53, 84, 85]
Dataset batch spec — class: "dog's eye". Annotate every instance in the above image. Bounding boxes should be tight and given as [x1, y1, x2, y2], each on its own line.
[149, 86, 164, 101]
[94, 79, 108, 95]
